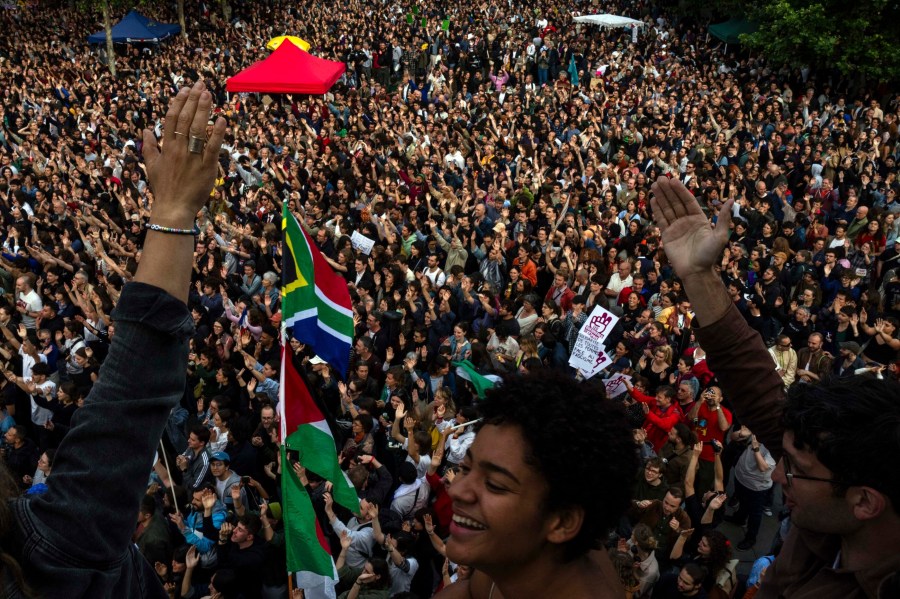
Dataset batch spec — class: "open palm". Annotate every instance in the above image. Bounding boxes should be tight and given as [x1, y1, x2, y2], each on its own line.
[650, 176, 733, 277]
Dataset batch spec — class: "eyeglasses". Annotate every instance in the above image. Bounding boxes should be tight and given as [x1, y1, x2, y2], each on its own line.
[778, 343, 791, 349]
[782, 453, 849, 488]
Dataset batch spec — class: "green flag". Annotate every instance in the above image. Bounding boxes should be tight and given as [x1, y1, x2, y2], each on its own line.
[281, 446, 337, 586]
[453, 360, 497, 399]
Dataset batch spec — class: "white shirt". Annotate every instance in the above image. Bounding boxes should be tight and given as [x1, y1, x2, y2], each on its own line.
[606, 273, 633, 306]
[29, 379, 57, 426]
[17, 289, 42, 329]
[423, 266, 446, 288]
[445, 429, 476, 465]
[20, 348, 46, 382]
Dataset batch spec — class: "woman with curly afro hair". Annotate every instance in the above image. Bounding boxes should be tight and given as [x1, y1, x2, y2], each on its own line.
[673, 529, 737, 599]
[436, 370, 639, 598]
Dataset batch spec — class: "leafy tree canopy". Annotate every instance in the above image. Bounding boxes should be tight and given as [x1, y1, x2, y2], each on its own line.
[741, 0, 900, 83]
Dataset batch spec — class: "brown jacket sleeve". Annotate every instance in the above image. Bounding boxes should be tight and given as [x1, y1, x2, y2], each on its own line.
[692, 303, 786, 459]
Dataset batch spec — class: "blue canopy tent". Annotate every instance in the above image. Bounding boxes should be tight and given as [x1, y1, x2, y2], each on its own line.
[87, 10, 180, 44]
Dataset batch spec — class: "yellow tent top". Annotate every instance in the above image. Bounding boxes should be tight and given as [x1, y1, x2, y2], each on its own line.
[266, 36, 310, 52]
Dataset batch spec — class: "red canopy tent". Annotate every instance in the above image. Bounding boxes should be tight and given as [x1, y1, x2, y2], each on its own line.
[226, 41, 345, 94]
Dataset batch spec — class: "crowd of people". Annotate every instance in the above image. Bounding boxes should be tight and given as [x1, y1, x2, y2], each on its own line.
[0, 0, 899, 597]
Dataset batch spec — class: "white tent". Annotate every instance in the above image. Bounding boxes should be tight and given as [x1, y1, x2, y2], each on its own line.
[572, 14, 645, 28]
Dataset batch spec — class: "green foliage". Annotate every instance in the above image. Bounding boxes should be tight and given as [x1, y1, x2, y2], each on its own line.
[742, 0, 900, 83]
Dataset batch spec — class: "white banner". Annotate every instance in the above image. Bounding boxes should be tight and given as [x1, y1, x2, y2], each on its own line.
[602, 373, 632, 398]
[568, 305, 619, 378]
[350, 230, 376, 255]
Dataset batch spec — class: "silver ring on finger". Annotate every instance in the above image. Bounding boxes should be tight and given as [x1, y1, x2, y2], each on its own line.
[174, 131, 188, 137]
[188, 135, 205, 154]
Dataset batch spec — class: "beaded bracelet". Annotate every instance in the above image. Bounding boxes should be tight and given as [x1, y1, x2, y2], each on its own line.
[144, 222, 201, 236]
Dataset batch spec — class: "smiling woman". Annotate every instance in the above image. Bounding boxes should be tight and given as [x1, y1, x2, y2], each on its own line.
[436, 371, 638, 599]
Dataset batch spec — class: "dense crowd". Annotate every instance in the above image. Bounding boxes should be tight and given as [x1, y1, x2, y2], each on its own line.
[1, 0, 899, 597]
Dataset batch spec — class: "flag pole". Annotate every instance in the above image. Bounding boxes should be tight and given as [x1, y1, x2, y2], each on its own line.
[158, 440, 180, 515]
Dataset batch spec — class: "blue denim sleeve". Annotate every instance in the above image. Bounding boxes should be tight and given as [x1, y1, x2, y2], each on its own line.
[24, 282, 193, 563]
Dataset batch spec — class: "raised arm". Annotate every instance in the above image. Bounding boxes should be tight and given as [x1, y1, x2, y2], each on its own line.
[27, 81, 226, 574]
[650, 176, 785, 457]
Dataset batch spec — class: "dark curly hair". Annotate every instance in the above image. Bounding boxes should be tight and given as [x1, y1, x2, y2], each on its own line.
[699, 529, 732, 582]
[783, 376, 900, 508]
[478, 371, 638, 561]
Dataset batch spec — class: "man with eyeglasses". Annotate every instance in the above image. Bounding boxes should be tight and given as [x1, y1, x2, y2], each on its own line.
[652, 177, 900, 599]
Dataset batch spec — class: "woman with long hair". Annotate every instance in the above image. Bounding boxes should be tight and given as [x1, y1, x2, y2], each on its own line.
[34, 381, 81, 448]
[608, 550, 641, 599]
[429, 387, 457, 432]
[637, 344, 673, 393]
[672, 529, 737, 599]
[71, 347, 100, 397]
[512, 335, 540, 373]
[208, 408, 233, 454]
[23, 449, 56, 488]
[208, 318, 235, 362]
[619, 523, 659, 597]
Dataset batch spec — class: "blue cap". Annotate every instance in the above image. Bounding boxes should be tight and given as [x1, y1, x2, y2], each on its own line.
[210, 451, 231, 463]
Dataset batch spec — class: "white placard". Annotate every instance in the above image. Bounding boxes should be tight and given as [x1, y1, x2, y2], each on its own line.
[350, 230, 376, 255]
[568, 305, 619, 378]
[602, 373, 632, 398]
[581, 305, 619, 345]
[569, 337, 611, 378]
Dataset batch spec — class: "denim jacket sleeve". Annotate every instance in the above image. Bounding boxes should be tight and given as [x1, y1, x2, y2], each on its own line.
[10, 282, 193, 598]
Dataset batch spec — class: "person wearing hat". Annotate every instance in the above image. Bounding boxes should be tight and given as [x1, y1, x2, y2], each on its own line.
[833, 341, 865, 379]
[209, 450, 247, 511]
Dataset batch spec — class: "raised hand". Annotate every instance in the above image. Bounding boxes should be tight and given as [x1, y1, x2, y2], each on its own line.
[142, 81, 226, 225]
[185, 546, 200, 570]
[201, 488, 217, 511]
[691, 441, 703, 457]
[650, 176, 733, 277]
[709, 493, 727, 510]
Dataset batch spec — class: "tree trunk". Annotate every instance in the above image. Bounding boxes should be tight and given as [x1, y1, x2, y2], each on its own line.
[178, 0, 187, 39]
[102, 0, 116, 77]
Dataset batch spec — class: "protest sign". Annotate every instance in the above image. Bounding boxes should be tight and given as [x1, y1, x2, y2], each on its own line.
[350, 231, 376, 255]
[602, 373, 631, 398]
[568, 305, 619, 378]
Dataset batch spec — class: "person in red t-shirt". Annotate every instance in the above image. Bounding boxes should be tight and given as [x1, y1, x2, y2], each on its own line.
[687, 386, 732, 496]
[624, 381, 684, 452]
